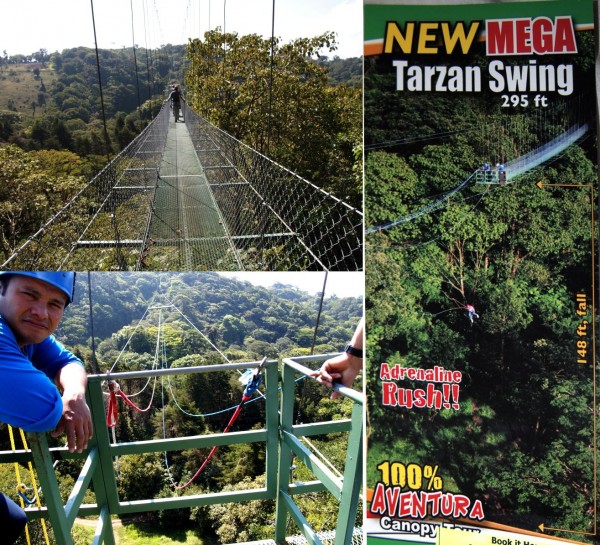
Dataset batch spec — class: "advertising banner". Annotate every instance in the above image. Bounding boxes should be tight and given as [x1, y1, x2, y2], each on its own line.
[364, 1, 597, 544]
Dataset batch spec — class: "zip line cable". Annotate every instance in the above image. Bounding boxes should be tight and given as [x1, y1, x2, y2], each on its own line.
[142, 0, 153, 101]
[87, 272, 100, 374]
[104, 287, 267, 426]
[90, 0, 128, 269]
[170, 357, 266, 490]
[266, 0, 276, 155]
[310, 271, 328, 355]
[367, 181, 493, 253]
[107, 309, 162, 427]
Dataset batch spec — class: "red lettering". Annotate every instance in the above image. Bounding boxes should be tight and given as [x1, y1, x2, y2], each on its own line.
[440, 493, 454, 516]
[413, 388, 426, 408]
[398, 388, 413, 409]
[412, 491, 427, 518]
[469, 499, 485, 520]
[427, 383, 443, 410]
[385, 486, 401, 517]
[370, 483, 387, 515]
[398, 492, 413, 517]
[514, 19, 531, 53]
[427, 491, 442, 516]
[486, 16, 577, 55]
[454, 495, 471, 517]
[486, 20, 514, 55]
[554, 16, 577, 54]
[531, 17, 554, 53]
[380, 363, 391, 380]
[382, 382, 398, 406]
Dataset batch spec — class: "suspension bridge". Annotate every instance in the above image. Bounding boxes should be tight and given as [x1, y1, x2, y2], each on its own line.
[2, 102, 362, 271]
[366, 95, 593, 234]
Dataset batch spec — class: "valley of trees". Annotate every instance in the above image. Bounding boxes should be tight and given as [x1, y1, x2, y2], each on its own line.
[0, 272, 363, 544]
[365, 29, 598, 540]
[0, 36, 362, 263]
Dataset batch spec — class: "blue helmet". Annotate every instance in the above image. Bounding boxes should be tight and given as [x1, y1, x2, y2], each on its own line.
[0, 272, 76, 305]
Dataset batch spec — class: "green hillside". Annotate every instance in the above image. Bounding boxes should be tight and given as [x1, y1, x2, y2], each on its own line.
[0, 62, 57, 123]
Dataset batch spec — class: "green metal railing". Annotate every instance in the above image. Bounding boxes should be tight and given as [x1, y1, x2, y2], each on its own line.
[277, 356, 364, 545]
[0, 355, 363, 545]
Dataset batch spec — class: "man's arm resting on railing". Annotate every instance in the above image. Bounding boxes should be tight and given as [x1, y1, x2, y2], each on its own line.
[52, 362, 93, 453]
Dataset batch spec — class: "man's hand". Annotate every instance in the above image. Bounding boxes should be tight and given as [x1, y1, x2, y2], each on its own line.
[52, 363, 93, 453]
[51, 390, 93, 453]
[311, 319, 363, 399]
[311, 352, 362, 400]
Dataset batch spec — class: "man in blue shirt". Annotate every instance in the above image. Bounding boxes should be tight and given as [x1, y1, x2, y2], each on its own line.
[0, 272, 92, 544]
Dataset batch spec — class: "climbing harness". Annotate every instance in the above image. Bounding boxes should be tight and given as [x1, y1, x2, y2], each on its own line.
[172, 357, 267, 490]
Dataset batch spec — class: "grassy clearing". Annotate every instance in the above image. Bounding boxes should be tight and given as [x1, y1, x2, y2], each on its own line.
[72, 519, 208, 545]
[0, 62, 57, 122]
[116, 521, 206, 545]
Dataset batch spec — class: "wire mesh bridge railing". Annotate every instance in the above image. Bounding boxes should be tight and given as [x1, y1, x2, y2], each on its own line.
[2, 103, 363, 271]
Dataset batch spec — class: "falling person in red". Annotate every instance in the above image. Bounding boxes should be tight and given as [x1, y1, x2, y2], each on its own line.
[466, 304, 479, 325]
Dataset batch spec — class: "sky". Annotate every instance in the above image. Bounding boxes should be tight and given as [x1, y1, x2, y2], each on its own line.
[218, 272, 364, 300]
[0, 0, 362, 59]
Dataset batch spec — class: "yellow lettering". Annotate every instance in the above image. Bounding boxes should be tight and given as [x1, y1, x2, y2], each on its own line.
[441, 21, 480, 54]
[384, 21, 414, 54]
[417, 23, 439, 54]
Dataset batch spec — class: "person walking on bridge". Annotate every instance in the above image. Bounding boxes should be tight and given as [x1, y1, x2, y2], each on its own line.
[0, 272, 93, 544]
[166, 84, 185, 123]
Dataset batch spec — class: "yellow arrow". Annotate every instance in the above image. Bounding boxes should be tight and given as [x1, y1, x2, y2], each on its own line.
[536, 180, 593, 189]
[538, 523, 596, 536]
[536, 178, 597, 538]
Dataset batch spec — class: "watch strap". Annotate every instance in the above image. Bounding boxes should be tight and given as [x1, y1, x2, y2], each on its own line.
[345, 344, 363, 358]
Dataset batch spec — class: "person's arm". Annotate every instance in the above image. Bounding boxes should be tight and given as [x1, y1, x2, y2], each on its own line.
[32, 337, 93, 453]
[51, 362, 93, 453]
[0, 321, 64, 432]
[311, 318, 363, 399]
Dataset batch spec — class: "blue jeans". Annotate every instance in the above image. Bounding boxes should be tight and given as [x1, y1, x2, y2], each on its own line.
[0, 493, 28, 544]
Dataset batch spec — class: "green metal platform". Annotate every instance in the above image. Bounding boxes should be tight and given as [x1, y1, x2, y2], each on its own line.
[0, 355, 363, 545]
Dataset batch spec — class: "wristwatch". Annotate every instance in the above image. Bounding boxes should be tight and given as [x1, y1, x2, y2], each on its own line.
[345, 344, 363, 358]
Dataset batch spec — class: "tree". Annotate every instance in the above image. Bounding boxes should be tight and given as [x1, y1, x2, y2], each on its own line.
[185, 30, 362, 207]
[0, 145, 85, 260]
[207, 475, 274, 542]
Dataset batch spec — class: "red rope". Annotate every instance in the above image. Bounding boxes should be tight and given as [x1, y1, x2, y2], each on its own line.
[173, 394, 250, 490]
[105, 379, 254, 489]
[116, 388, 154, 413]
[106, 381, 154, 428]
[107, 389, 118, 428]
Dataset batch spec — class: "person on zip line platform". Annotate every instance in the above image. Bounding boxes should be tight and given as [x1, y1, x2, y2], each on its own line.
[166, 84, 185, 123]
[0, 272, 93, 545]
[311, 318, 363, 400]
